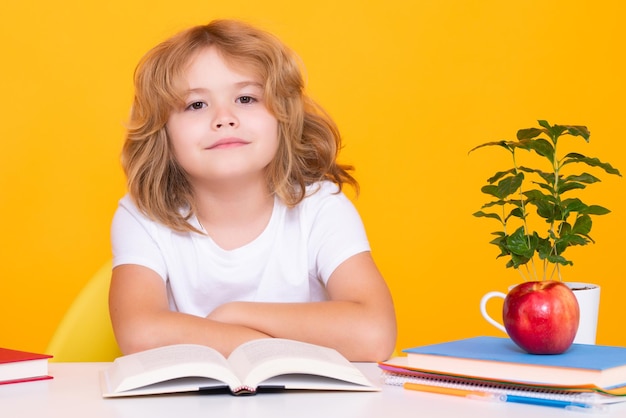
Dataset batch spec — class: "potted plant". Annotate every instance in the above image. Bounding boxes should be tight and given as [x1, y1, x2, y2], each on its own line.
[471, 120, 621, 354]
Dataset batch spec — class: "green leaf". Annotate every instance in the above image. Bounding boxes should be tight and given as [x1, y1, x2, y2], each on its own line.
[536, 201, 556, 221]
[489, 235, 505, 245]
[486, 169, 517, 184]
[482, 200, 507, 209]
[535, 182, 555, 194]
[505, 259, 516, 269]
[523, 189, 554, 202]
[508, 253, 531, 268]
[554, 229, 589, 254]
[523, 190, 556, 221]
[489, 234, 511, 257]
[506, 227, 536, 258]
[562, 173, 600, 185]
[468, 140, 514, 154]
[517, 138, 555, 160]
[519, 166, 556, 186]
[516, 127, 543, 140]
[473, 211, 502, 222]
[584, 205, 611, 215]
[563, 234, 589, 246]
[536, 236, 554, 260]
[547, 254, 574, 266]
[562, 153, 622, 176]
[480, 185, 500, 198]
[563, 125, 590, 142]
[537, 120, 552, 130]
[535, 120, 567, 142]
[558, 181, 586, 194]
[505, 207, 525, 221]
[572, 214, 592, 235]
[562, 198, 587, 215]
[497, 173, 524, 198]
[558, 221, 572, 235]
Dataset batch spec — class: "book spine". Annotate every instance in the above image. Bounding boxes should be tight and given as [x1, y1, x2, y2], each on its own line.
[231, 385, 256, 396]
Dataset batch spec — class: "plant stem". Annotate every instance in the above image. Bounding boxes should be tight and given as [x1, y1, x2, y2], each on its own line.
[548, 131, 562, 281]
[511, 149, 538, 281]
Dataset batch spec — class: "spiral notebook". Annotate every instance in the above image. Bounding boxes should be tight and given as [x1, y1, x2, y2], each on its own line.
[379, 359, 626, 406]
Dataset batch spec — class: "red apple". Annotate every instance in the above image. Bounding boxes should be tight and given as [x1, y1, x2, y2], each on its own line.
[503, 281, 580, 354]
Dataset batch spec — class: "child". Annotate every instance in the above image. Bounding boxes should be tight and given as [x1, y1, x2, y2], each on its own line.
[109, 19, 397, 362]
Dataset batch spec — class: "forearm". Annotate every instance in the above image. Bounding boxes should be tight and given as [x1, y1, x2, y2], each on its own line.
[207, 252, 398, 361]
[110, 264, 272, 357]
[112, 308, 271, 357]
[207, 300, 397, 361]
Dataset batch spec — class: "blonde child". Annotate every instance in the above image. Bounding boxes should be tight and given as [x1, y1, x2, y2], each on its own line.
[110, 19, 396, 361]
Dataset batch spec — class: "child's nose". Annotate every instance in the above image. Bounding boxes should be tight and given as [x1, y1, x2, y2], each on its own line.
[212, 106, 238, 129]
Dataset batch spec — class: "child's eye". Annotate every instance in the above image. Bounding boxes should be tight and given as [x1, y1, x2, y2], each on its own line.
[185, 101, 206, 111]
[236, 96, 257, 104]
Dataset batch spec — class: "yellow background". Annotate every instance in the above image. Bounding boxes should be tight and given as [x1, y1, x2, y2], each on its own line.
[1, 0, 625, 354]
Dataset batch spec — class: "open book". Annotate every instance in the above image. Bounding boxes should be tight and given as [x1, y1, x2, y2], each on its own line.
[99, 338, 378, 397]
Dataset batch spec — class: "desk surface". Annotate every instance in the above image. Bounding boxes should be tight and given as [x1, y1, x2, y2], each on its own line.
[2, 363, 625, 418]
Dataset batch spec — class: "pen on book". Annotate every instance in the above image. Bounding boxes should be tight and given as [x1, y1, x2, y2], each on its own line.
[403, 383, 608, 413]
[403, 383, 503, 401]
[503, 394, 608, 413]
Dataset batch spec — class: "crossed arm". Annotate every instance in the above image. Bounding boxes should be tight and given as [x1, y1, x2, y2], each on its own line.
[109, 251, 397, 361]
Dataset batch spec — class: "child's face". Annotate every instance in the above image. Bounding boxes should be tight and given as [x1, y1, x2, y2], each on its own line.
[167, 46, 279, 188]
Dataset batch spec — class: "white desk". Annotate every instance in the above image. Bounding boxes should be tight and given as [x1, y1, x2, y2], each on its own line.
[2, 363, 625, 417]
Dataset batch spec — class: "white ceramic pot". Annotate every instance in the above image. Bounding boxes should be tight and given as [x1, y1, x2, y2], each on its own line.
[480, 282, 600, 344]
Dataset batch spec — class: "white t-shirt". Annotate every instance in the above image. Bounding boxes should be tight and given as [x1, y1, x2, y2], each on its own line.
[111, 181, 371, 317]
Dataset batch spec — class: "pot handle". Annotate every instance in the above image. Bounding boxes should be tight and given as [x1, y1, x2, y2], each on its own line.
[480, 291, 507, 334]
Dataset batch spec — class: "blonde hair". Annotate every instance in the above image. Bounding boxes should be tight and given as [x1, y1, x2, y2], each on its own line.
[122, 19, 358, 232]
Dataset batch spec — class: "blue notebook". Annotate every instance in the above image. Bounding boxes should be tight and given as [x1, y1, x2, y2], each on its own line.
[398, 336, 626, 390]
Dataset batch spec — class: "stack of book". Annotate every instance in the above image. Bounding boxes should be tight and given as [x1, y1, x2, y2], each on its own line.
[0, 347, 52, 385]
[379, 336, 626, 411]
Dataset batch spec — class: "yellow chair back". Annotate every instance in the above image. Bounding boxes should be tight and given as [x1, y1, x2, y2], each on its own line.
[46, 261, 122, 362]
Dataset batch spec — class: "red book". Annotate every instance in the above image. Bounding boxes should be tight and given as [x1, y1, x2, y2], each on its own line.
[0, 347, 53, 385]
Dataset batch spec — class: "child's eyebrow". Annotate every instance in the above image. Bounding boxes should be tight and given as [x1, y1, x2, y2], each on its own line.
[235, 81, 264, 89]
[185, 81, 264, 94]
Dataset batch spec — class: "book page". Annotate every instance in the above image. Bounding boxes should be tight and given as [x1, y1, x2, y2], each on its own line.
[102, 344, 240, 394]
[227, 338, 375, 390]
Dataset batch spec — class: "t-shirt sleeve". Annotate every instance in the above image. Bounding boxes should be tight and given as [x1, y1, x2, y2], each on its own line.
[308, 185, 371, 284]
[110, 196, 168, 281]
